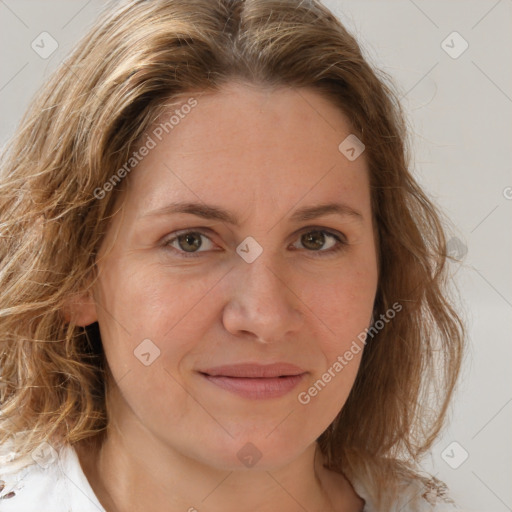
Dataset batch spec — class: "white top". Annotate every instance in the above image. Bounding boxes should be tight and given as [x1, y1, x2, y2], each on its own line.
[0, 443, 458, 511]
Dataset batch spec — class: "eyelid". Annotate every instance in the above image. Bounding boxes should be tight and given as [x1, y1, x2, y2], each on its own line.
[297, 225, 348, 243]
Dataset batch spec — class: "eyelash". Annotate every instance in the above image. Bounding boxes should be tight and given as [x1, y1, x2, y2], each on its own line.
[162, 227, 348, 259]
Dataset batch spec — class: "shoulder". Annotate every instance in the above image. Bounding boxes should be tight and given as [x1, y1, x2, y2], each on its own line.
[349, 471, 459, 512]
[0, 439, 104, 511]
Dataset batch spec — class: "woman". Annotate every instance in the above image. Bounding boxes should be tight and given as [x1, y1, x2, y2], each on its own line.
[0, 0, 465, 510]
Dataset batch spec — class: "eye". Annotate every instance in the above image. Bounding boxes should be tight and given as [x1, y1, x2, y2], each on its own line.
[163, 231, 216, 258]
[291, 229, 347, 256]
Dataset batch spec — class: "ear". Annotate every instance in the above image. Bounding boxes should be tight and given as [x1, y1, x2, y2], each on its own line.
[61, 288, 98, 327]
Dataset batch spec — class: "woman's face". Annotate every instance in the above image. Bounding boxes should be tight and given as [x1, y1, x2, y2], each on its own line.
[83, 82, 378, 470]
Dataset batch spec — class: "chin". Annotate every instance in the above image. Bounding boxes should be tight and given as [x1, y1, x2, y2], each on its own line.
[186, 427, 314, 472]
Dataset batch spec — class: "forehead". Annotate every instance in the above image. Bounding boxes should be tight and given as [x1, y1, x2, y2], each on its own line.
[121, 82, 370, 217]
[154, 82, 356, 157]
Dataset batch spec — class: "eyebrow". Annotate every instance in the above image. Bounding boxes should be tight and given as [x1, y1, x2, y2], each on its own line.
[141, 201, 363, 225]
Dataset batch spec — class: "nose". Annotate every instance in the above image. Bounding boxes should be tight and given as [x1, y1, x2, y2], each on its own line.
[221, 255, 304, 344]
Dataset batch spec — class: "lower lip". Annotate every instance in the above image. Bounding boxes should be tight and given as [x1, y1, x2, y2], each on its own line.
[201, 373, 306, 400]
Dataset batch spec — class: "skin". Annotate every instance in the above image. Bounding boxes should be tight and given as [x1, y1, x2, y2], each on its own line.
[70, 81, 378, 512]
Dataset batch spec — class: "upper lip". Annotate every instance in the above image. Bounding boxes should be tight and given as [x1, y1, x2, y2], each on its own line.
[199, 363, 306, 378]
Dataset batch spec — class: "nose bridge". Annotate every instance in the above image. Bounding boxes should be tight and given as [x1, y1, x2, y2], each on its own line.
[235, 247, 288, 309]
[222, 246, 302, 342]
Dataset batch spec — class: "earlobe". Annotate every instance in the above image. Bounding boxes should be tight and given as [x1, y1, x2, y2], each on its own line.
[61, 290, 98, 327]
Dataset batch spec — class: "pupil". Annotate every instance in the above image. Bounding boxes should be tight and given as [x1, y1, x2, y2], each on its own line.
[303, 231, 324, 250]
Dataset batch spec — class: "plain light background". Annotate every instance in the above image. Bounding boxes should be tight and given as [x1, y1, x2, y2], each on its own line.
[0, 1, 511, 510]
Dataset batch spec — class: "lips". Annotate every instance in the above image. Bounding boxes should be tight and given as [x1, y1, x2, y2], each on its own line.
[199, 362, 306, 378]
[198, 363, 307, 400]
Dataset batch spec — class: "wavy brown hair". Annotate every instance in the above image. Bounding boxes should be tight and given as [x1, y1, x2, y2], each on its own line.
[0, 0, 464, 508]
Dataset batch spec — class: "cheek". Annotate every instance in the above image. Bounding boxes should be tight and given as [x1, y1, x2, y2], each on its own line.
[294, 276, 373, 424]
[94, 261, 222, 373]
[302, 258, 377, 345]
[94, 264, 212, 426]
[292, 258, 377, 410]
